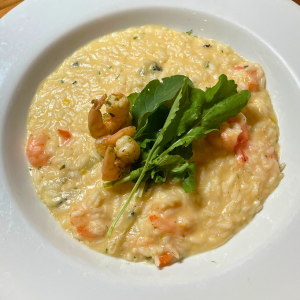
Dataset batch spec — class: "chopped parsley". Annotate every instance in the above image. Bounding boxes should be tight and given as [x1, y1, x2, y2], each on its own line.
[74, 187, 78, 189]
[237, 174, 240, 178]
[72, 81, 77, 84]
[221, 50, 224, 53]
[133, 36, 138, 40]
[108, 66, 112, 69]
[60, 79, 64, 83]
[98, 71, 101, 75]
[106, 248, 108, 253]
[205, 62, 210, 68]
[72, 61, 79, 67]
[186, 29, 193, 35]
[115, 74, 120, 80]
[38, 166, 42, 170]
[244, 65, 249, 69]
[60, 164, 66, 170]
[203, 44, 210, 48]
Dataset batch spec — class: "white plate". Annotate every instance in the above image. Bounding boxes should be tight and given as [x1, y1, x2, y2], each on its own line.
[1, 0, 300, 299]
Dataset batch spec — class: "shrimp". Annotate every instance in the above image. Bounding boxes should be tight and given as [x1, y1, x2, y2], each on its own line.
[115, 136, 140, 164]
[26, 132, 51, 168]
[70, 205, 106, 238]
[95, 126, 137, 157]
[102, 145, 128, 181]
[58, 129, 72, 145]
[106, 126, 136, 145]
[88, 93, 130, 139]
[149, 214, 184, 236]
[206, 113, 249, 165]
[234, 64, 263, 92]
[158, 252, 175, 267]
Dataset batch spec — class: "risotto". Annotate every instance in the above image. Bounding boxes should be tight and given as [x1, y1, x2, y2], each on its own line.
[26, 25, 284, 266]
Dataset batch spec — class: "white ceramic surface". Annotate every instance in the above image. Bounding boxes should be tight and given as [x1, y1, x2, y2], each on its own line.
[1, 0, 300, 299]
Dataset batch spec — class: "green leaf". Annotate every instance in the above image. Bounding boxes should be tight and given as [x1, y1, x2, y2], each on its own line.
[204, 74, 237, 108]
[182, 162, 197, 193]
[134, 105, 169, 140]
[131, 79, 161, 128]
[128, 92, 140, 112]
[177, 87, 205, 135]
[161, 88, 250, 153]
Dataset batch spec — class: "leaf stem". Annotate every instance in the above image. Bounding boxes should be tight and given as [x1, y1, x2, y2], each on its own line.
[106, 146, 156, 238]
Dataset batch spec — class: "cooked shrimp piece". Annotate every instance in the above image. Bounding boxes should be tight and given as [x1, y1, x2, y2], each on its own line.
[158, 252, 175, 267]
[102, 145, 128, 181]
[95, 136, 110, 157]
[206, 113, 249, 165]
[88, 93, 131, 139]
[106, 126, 136, 145]
[88, 94, 108, 139]
[26, 132, 51, 168]
[115, 136, 140, 164]
[149, 214, 184, 236]
[234, 64, 263, 92]
[58, 129, 72, 144]
[70, 205, 106, 238]
[95, 126, 136, 157]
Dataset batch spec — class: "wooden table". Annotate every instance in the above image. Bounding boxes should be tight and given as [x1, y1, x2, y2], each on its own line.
[1, 0, 300, 18]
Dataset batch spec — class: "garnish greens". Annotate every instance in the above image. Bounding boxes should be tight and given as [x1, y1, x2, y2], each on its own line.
[105, 74, 250, 237]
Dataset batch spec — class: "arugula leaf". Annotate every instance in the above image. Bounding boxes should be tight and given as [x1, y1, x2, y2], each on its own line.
[128, 93, 139, 111]
[131, 79, 160, 128]
[161, 89, 251, 154]
[132, 75, 192, 137]
[204, 74, 237, 107]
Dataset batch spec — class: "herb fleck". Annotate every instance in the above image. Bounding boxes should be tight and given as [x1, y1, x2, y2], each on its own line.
[146, 256, 151, 260]
[203, 44, 210, 48]
[72, 61, 79, 67]
[106, 248, 108, 253]
[131, 212, 135, 216]
[29, 168, 32, 171]
[108, 66, 112, 69]
[72, 81, 77, 84]
[60, 164, 66, 170]
[237, 174, 240, 178]
[186, 29, 193, 35]
[154, 226, 157, 229]
[133, 36, 138, 40]
[38, 166, 42, 170]
[205, 62, 210, 68]
[133, 256, 136, 259]
[98, 71, 101, 75]
[60, 79, 64, 83]
[221, 50, 224, 53]
[115, 74, 120, 80]
[74, 187, 78, 189]
[244, 65, 249, 69]
[151, 62, 162, 71]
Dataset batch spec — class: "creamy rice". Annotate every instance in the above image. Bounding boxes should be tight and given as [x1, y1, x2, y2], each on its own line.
[26, 25, 283, 266]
